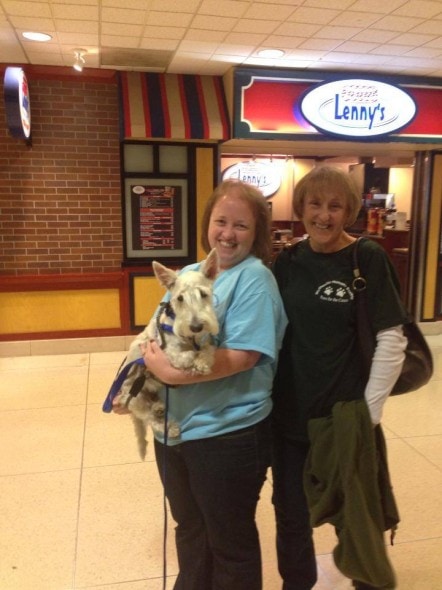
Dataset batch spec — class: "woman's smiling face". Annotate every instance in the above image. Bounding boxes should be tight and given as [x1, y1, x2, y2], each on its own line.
[301, 191, 351, 253]
[207, 195, 256, 270]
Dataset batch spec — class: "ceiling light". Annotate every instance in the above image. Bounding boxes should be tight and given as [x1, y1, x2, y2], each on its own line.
[257, 49, 285, 59]
[22, 31, 52, 42]
[73, 49, 87, 72]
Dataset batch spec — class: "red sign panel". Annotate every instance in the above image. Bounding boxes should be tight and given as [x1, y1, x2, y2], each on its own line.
[235, 71, 442, 142]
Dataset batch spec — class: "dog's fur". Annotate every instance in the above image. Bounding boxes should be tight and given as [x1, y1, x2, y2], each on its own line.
[117, 248, 219, 459]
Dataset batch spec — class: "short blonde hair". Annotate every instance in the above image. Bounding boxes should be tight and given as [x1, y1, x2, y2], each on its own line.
[293, 166, 362, 226]
[201, 179, 272, 264]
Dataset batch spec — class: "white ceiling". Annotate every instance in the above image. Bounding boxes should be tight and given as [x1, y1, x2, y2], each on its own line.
[3, 0, 442, 77]
[3, 0, 442, 158]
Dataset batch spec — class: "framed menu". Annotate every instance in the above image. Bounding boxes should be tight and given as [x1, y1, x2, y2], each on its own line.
[124, 177, 189, 259]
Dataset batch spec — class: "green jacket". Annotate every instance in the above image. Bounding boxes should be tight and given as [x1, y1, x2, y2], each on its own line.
[304, 400, 399, 589]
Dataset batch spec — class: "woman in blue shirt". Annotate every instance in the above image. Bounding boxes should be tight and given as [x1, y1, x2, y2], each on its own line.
[116, 179, 287, 590]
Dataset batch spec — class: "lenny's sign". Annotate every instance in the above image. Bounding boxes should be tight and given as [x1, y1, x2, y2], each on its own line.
[222, 161, 281, 197]
[299, 79, 416, 138]
[234, 69, 442, 143]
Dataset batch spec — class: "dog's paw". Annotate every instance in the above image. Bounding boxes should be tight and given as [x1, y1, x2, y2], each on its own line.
[167, 422, 181, 438]
[115, 391, 131, 408]
[150, 417, 180, 439]
[129, 395, 153, 420]
[138, 438, 148, 461]
[191, 356, 212, 374]
[170, 350, 196, 370]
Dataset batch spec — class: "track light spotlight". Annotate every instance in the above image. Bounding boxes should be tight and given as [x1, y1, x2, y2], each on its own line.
[73, 49, 86, 72]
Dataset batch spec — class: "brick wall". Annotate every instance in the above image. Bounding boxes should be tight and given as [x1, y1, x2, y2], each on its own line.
[0, 74, 122, 276]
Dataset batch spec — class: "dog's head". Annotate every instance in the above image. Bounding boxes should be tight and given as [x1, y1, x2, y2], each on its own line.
[152, 248, 219, 339]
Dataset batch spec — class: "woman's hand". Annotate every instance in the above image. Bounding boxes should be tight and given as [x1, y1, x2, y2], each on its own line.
[141, 339, 173, 383]
[111, 393, 131, 415]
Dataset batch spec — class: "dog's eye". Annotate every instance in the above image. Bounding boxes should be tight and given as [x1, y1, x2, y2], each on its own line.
[200, 291, 208, 299]
[177, 295, 184, 302]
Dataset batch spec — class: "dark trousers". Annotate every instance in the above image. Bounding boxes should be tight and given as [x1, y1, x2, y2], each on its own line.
[154, 417, 272, 590]
[272, 433, 386, 590]
[271, 433, 317, 590]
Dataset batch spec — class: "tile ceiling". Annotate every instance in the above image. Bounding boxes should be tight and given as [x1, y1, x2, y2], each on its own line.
[3, 0, 442, 159]
[2, 0, 442, 78]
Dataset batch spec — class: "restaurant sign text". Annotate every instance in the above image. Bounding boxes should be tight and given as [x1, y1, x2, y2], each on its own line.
[299, 79, 417, 138]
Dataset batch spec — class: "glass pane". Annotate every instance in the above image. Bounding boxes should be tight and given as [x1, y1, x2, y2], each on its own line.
[159, 145, 187, 173]
[124, 144, 154, 172]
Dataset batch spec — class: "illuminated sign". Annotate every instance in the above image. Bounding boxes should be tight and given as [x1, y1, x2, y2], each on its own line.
[222, 161, 281, 197]
[4, 67, 31, 140]
[234, 70, 442, 142]
[299, 79, 417, 138]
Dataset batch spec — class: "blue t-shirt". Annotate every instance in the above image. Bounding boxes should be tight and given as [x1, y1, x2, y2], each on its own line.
[156, 255, 288, 444]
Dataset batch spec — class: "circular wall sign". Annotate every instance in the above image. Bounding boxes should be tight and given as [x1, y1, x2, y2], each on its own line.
[4, 67, 31, 139]
[299, 78, 416, 138]
[222, 161, 281, 197]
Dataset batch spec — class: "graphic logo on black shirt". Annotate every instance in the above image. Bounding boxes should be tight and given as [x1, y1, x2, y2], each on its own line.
[315, 281, 353, 303]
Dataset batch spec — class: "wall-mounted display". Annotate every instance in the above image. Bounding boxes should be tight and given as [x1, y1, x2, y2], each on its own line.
[124, 178, 188, 259]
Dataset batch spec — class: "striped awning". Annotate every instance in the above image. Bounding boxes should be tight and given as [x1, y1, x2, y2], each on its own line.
[119, 72, 230, 141]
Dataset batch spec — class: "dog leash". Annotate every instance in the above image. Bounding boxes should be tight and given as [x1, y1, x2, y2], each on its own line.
[156, 302, 175, 350]
[162, 384, 170, 590]
[101, 357, 146, 413]
[106, 361, 171, 590]
[101, 327, 171, 589]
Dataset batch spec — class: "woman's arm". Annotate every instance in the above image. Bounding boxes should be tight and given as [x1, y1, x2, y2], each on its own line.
[141, 340, 261, 385]
[364, 325, 407, 424]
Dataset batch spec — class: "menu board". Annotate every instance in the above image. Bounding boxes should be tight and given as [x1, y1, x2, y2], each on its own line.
[130, 184, 182, 251]
[125, 178, 189, 258]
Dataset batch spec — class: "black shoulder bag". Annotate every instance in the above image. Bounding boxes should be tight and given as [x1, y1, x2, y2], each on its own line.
[352, 237, 434, 395]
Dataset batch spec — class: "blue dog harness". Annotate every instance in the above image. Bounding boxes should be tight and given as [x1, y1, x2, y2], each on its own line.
[102, 356, 146, 413]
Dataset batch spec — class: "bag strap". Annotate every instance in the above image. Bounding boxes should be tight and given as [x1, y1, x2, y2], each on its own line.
[351, 237, 376, 381]
[351, 237, 368, 293]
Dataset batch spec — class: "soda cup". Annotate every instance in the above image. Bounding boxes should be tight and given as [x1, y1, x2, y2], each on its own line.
[367, 208, 378, 234]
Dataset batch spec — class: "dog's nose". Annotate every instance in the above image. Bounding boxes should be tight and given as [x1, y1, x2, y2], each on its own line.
[190, 324, 203, 333]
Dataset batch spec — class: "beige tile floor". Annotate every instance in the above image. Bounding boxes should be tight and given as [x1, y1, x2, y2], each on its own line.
[0, 336, 441, 590]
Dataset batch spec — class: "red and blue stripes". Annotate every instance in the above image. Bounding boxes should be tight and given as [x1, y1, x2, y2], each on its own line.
[119, 71, 230, 140]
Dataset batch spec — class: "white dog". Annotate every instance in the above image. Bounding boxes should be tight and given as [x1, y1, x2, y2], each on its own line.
[116, 248, 219, 459]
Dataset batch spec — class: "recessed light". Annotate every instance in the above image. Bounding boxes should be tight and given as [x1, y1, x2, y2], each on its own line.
[257, 49, 285, 59]
[22, 31, 52, 42]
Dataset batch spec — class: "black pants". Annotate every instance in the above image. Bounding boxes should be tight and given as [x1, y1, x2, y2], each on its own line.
[154, 418, 272, 590]
[271, 433, 317, 590]
[272, 432, 387, 590]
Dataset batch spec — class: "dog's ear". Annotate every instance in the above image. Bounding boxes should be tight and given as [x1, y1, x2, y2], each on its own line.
[152, 261, 178, 290]
[202, 248, 219, 281]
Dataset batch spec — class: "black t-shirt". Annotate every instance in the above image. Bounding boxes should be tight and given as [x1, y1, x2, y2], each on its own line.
[272, 238, 408, 442]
